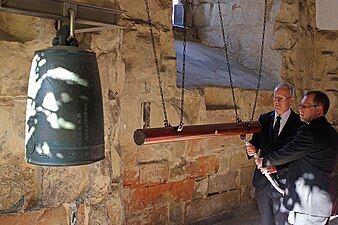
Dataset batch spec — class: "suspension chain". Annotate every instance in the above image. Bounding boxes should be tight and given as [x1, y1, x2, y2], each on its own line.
[145, 0, 171, 127]
[177, 1, 192, 132]
[217, 0, 267, 123]
[217, 0, 241, 122]
[250, 0, 267, 121]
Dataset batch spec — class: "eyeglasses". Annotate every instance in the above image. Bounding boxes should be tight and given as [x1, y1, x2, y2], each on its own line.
[273, 97, 291, 102]
[299, 104, 319, 109]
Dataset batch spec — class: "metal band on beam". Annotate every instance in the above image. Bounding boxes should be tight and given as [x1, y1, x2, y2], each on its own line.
[134, 121, 261, 145]
[0, 0, 125, 32]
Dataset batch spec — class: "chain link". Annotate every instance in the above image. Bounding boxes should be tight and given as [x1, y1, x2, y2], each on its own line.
[144, 0, 171, 127]
[177, 2, 192, 132]
[145, 0, 266, 128]
[217, 0, 267, 123]
[217, 0, 241, 122]
[250, 0, 267, 121]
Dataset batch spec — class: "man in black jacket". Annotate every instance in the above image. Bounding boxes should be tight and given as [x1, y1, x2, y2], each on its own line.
[256, 90, 338, 225]
[246, 83, 305, 225]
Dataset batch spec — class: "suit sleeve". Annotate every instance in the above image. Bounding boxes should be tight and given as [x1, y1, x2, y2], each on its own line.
[263, 125, 314, 167]
[247, 115, 263, 159]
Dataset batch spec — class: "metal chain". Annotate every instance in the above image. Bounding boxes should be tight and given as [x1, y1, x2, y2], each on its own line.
[217, 0, 241, 122]
[250, 0, 267, 122]
[177, 2, 191, 132]
[144, 0, 171, 127]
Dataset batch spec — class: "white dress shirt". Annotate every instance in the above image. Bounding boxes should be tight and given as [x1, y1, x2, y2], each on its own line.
[274, 109, 291, 136]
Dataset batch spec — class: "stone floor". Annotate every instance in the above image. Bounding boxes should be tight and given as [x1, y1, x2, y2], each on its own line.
[192, 204, 338, 225]
[191, 204, 261, 225]
[175, 40, 276, 90]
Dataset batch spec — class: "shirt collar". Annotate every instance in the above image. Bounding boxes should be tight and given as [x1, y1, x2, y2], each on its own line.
[274, 109, 291, 122]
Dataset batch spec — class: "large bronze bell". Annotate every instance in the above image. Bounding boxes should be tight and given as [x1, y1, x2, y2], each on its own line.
[25, 25, 105, 166]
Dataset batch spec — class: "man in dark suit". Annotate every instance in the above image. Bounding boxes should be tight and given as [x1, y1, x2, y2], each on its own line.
[246, 83, 305, 225]
[256, 90, 338, 225]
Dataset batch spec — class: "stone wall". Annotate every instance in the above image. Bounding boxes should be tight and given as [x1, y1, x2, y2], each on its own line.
[189, 0, 282, 82]
[0, 0, 337, 225]
[186, 0, 337, 126]
[0, 5, 125, 225]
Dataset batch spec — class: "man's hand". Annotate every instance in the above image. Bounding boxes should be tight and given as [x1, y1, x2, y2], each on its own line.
[255, 159, 277, 175]
[260, 166, 277, 175]
[255, 157, 263, 168]
[246, 143, 257, 157]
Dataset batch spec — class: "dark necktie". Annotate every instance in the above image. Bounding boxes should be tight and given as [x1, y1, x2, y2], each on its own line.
[273, 116, 281, 144]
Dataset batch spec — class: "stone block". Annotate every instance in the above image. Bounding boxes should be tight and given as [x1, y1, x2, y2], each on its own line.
[219, 154, 231, 172]
[193, 3, 212, 28]
[169, 203, 185, 225]
[0, 205, 68, 225]
[185, 190, 241, 223]
[123, 145, 139, 168]
[193, 177, 208, 199]
[13, 98, 26, 142]
[74, 202, 88, 225]
[275, 1, 300, 24]
[240, 186, 255, 204]
[120, 0, 172, 28]
[125, 179, 194, 211]
[185, 155, 220, 178]
[230, 151, 252, 169]
[170, 155, 219, 180]
[123, 167, 140, 188]
[137, 145, 170, 164]
[186, 139, 207, 158]
[274, 27, 297, 50]
[208, 171, 239, 194]
[0, 161, 25, 212]
[110, 143, 122, 183]
[89, 29, 120, 52]
[326, 91, 337, 125]
[0, 98, 14, 159]
[255, 91, 274, 108]
[170, 157, 190, 180]
[209, 3, 231, 27]
[180, 89, 207, 124]
[139, 163, 169, 186]
[88, 193, 125, 225]
[205, 137, 229, 152]
[126, 206, 168, 225]
[40, 166, 92, 207]
[204, 87, 234, 107]
[0, 14, 39, 42]
[205, 109, 236, 124]
[240, 166, 255, 187]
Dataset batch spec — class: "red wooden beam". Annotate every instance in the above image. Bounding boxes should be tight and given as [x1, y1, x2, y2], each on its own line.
[134, 121, 261, 145]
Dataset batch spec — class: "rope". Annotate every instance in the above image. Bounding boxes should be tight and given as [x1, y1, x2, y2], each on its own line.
[244, 140, 284, 195]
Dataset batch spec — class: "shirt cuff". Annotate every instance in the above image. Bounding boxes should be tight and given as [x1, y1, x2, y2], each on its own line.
[262, 157, 273, 167]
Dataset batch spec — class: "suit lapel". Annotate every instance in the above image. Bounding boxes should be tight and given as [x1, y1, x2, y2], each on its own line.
[269, 112, 275, 147]
[278, 110, 295, 139]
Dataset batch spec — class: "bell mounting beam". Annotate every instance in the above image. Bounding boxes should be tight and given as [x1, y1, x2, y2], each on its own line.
[134, 121, 261, 145]
[0, 0, 125, 33]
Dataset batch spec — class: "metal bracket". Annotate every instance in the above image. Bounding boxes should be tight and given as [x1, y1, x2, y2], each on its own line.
[0, 0, 125, 33]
